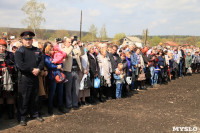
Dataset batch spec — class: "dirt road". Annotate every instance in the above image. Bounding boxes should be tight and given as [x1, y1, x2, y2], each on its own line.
[1, 74, 200, 133]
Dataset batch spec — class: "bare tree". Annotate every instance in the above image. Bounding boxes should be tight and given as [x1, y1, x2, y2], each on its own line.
[89, 24, 98, 42]
[21, 0, 46, 38]
[99, 24, 108, 41]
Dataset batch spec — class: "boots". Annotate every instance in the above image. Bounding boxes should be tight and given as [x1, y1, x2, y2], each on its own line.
[89, 88, 97, 104]
[0, 104, 3, 118]
[99, 88, 106, 102]
[8, 104, 14, 119]
[48, 106, 53, 116]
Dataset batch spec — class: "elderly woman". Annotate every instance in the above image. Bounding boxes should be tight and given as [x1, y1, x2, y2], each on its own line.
[44, 44, 66, 115]
[0, 39, 16, 119]
[87, 44, 100, 103]
[135, 48, 146, 90]
[78, 52, 90, 106]
[97, 48, 112, 102]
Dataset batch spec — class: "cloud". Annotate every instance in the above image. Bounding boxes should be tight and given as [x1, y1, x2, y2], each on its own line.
[87, 9, 101, 17]
[0, 0, 24, 9]
[96, 0, 143, 15]
[113, 19, 124, 23]
[150, 19, 168, 28]
[145, 0, 200, 13]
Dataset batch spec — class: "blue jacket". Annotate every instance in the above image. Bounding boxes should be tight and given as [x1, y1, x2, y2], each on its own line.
[155, 65, 160, 74]
[158, 56, 165, 67]
[130, 51, 138, 71]
[44, 55, 58, 80]
[113, 73, 121, 80]
[113, 71, 125, 84]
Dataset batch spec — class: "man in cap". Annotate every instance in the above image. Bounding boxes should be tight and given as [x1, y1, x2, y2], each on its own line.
[62, 38, 84, 110]
[15, 31, 44, 126]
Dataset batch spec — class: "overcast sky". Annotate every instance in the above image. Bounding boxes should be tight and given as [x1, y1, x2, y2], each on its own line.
[0, 0, 200, 37]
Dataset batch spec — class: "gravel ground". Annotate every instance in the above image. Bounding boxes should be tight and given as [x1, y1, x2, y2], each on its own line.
[1, 74, 200, 133]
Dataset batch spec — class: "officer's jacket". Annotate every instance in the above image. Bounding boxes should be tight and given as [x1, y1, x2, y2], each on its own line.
[15, 46, 44, 76]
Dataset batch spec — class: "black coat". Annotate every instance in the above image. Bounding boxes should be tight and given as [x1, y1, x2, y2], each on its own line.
[140, 51, 150, 65]
[107, 52, 121, 72]
[87, 52, 100, 78]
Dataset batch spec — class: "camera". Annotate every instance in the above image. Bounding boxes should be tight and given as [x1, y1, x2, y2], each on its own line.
[74, 36, 78, 41]
[56, 38, 63, 43]
[72, 36, 78, 44]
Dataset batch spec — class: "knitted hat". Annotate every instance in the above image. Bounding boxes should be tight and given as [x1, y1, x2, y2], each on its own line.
[0, 39, 7, 47]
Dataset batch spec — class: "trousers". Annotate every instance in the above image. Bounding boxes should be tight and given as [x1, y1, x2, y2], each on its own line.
[18, 75, 39, 121]
[64, 71, 79, 108]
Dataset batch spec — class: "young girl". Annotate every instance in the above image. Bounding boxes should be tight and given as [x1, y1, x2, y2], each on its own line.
[114, 63, 125, 99]
[52, 43, 67, 82]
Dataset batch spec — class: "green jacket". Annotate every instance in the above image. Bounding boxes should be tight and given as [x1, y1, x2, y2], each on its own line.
[185, 55, 192, 68]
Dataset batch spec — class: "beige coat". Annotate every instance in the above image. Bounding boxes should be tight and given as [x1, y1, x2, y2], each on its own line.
[78, 55, 90, 98]
[97, 54, 112, 87]
[78, 54, 90, 81]
[62, 46, 85, 72]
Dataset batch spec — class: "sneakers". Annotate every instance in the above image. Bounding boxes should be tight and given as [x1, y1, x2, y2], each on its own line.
[81, 101, 89, 106]
[48, 107, 53, 115]
[58, 107, 67, 114]
[20, 120, 27, 126]
[35, 117, 44, 122]
[72, 106, 79, 110]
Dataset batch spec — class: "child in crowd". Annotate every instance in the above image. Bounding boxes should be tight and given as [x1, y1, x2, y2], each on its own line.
[185, 52, 192, 75]
[52, 40, 68, 83]
[154, 63, 160, 85]
[114, 63, 125, 99]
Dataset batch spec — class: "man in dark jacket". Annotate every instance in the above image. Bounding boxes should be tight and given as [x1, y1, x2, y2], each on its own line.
[15, 31, 44, 126]
[107, 45, 121, 73]
[148, 50, 157, 87]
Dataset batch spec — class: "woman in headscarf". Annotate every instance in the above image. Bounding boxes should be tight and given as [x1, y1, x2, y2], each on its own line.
[0, 39, 16, 119]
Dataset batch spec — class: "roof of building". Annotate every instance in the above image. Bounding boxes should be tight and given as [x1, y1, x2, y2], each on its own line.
[124, 36, 142, 43]
[164, 41, 179, 46]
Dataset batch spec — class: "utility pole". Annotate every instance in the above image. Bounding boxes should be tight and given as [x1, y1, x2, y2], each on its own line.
[80, 10, 82, 41]
[144, 29, 148, 46]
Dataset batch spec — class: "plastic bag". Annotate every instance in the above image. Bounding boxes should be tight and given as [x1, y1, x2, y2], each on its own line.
[80, 74, 87, 90]
[94, 77, 100, 88]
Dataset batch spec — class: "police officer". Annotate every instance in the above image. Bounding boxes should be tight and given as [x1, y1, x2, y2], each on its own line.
[15, 31, 44, 126]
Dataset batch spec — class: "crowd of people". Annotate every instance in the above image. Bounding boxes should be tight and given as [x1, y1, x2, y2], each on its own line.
[0, 31, 199, 126]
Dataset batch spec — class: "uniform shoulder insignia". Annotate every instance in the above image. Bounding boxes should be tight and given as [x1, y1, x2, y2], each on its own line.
[16, 46, 25, 53]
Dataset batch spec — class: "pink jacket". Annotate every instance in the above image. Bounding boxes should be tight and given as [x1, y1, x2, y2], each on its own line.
[53, 44, 67, 64]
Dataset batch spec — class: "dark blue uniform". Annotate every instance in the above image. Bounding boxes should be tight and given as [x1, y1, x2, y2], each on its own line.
[15, 46, 44, 121]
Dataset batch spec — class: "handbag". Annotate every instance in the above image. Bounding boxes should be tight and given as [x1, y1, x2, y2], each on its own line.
[55, 72, 65, 83]
[94, 77, 100, 88]
[187, 67, 192, 74]
[84, 76, 92, 89]
[126, 76, 132, 85]
[137, 71, 146, 81]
